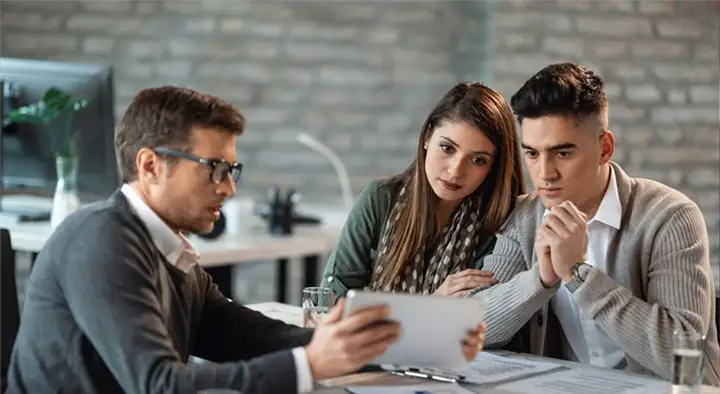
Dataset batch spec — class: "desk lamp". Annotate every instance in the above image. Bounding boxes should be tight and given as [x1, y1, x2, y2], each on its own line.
[296, 132, 354, 211]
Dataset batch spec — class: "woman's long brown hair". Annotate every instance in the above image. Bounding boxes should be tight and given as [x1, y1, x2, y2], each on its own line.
[373, 82, 526, 289]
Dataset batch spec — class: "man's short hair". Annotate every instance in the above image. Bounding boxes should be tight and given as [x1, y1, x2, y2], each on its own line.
[510, 63, 608, 132]
[114, 86, 245, 183]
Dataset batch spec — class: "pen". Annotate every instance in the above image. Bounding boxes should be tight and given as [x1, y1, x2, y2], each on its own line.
[387, 368, 463, 383]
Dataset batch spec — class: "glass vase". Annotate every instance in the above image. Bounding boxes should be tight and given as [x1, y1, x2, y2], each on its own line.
[50, 155, 81, 229]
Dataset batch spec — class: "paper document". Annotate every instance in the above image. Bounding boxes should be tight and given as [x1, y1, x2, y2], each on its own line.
[412, 351, 563, 386]
[245, 302, 303, 326]
[345, 382, 476, 394]
[492, 368, 671, 394]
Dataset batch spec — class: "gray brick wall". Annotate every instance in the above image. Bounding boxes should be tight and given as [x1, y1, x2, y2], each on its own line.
[1, 0, 718, 290]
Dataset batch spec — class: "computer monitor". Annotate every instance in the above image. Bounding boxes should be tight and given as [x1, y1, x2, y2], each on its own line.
[0, 57, 118, 218]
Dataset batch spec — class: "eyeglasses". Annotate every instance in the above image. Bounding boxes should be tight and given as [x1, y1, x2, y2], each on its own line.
[153, 147, 243, 184]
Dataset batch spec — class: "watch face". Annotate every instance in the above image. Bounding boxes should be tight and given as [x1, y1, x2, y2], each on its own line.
[581, 264, 591, 279]
[574, 263, 589, 281]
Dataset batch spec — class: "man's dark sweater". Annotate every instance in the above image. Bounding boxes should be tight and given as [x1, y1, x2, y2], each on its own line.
[7, 191, 313, 394]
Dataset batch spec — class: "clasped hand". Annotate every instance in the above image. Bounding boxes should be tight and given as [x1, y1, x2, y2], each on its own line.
[304, 298, 487, 380]
[535, 201, 589, 286]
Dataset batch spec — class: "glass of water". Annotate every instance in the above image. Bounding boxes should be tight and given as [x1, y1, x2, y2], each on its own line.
[671, 330, 706, 393]
[302, 287, 334, 328]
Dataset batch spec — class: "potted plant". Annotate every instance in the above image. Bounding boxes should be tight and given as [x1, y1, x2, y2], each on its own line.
[9, 87, 89, 228]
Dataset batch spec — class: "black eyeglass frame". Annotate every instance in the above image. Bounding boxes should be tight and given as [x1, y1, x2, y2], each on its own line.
[153, 147, 243, 184]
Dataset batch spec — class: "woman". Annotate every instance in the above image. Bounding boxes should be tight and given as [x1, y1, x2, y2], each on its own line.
[321, 82, 525, 299]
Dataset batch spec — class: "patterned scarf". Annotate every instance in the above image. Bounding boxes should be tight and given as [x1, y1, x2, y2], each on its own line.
[368, 181, 484, 295]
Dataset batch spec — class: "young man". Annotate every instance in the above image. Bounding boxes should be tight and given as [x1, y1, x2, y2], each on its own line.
[6, 86, 487, 393]
[471, 63, 720, 386]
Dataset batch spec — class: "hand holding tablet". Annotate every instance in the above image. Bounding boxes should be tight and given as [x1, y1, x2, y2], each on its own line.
[303, 298, 401, 380]
[342, 290, 487, 369]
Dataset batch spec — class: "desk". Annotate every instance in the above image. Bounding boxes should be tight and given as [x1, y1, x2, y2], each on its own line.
[191, 226, 340, 302]
[245, 303, 720, 394]
[1, 197, 348, 303]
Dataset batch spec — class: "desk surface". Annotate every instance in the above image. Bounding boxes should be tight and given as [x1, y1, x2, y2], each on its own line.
[2, 218, 341, 265]
[1, 196, 348, 265]
[245, 302, 720, 394]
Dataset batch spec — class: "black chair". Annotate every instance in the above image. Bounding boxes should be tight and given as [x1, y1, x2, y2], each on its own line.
[1, 228, 20, 391]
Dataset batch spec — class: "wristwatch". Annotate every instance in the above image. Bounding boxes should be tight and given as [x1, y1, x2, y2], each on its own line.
[566, 262, 592, 292]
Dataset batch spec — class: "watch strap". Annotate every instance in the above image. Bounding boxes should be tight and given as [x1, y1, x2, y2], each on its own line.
[566, 262, 592, 293]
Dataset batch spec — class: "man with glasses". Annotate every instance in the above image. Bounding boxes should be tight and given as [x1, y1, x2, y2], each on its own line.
[7, 86, 409, 393]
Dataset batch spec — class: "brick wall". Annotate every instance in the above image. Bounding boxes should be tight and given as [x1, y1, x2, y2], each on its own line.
[1, 0, 718, 286]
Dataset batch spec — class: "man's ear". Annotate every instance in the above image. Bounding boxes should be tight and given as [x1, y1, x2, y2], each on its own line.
[599, 130, 615, 164]
[136, 147, 163, 184]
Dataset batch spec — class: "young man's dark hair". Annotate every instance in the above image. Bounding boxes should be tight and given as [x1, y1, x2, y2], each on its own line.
[510, 62, 608, 133]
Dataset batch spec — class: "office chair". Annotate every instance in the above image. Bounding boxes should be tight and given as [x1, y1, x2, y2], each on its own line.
[1, 228, 20, 392]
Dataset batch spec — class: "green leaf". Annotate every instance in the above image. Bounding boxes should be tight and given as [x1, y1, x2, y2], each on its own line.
[9, 87, 90, 125]
[8, 86, 91, 157]
[43, 87, 73, 110]
[8, 111, 44, 124]
[10, 102, 48, 123]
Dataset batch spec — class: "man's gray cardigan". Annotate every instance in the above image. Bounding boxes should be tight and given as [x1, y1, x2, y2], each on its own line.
[472, 162, 720, 386]
[7, 191, 314, 394]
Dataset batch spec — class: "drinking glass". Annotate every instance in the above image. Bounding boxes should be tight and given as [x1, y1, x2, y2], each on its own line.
[671, 330, 705, 394]
[302, 287, 334, 328]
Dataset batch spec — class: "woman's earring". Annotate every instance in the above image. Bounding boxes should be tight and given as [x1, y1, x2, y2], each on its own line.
[423, 143, 428, 150]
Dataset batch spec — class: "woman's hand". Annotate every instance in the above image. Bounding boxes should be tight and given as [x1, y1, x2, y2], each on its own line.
[433, 269, 498, 297]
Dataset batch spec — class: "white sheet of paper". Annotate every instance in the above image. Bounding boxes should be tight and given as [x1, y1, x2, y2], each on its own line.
[245, 302, 303, 326]
[411, 351, 563, 386]
[345, 382, 476, 394]
[492, 367, 671, 394]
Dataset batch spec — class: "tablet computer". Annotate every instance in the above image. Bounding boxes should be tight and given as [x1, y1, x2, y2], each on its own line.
[342, 289, 486, 369]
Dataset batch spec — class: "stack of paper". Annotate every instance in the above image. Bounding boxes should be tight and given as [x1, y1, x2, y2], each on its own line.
[491, 368, 672, 394]
[447, 352, 563, 385]
[383, 351, 564, 386]
[349, 353, 675, 394]
[345, 382, 476, 394]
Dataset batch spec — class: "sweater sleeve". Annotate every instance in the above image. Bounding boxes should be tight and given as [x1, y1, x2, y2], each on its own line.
[569, 204, 720, 386]
[192, 268, 313, 362]
[321, 179, 390, 299]
[56, 212, 301, 394]
[467, 207, 558, 347]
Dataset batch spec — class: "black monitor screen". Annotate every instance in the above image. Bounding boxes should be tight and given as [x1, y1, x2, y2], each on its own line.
[0, 57, 118, 201]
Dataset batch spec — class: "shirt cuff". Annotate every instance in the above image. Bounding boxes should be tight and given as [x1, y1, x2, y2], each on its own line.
[291, 346, 314, 393]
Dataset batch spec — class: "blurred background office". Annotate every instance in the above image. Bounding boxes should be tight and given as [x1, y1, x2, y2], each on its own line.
[1, 0, 718, 302]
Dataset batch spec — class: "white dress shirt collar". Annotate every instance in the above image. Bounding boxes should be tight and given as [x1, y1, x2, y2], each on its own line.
[589, 166, 622, 229]
[120, 184, 198, 272]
